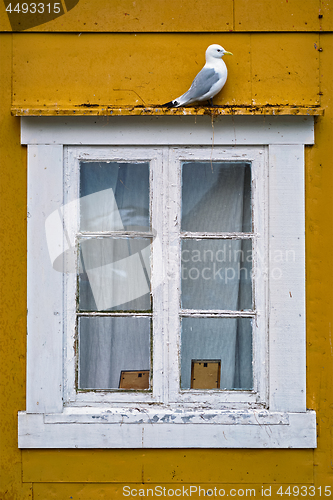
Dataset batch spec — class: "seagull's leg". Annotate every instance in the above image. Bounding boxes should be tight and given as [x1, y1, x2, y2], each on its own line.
[208, 98, 218, 107]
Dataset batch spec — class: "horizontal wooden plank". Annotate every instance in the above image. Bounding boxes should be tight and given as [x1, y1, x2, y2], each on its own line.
[30, 484, 256, 499]
[20, 116, 315, 146]
[24, 451, 314, 483]
[13, 106, 325, 117]
[33, 483, 317, 499]
[1, 0, 331, 32]
[11, 33, 251, 108]
[0, 0, 233, 32]
[12, 33, 320, 109]
[43, 409, 289, 425]
[18, 412, 317, 449]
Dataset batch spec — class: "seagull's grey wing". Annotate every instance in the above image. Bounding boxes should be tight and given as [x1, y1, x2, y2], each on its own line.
[182, 67, 220, 101]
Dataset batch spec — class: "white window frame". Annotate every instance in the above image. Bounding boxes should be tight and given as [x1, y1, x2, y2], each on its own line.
[19, 115, 317, 448]
[64, 145, 266, 408]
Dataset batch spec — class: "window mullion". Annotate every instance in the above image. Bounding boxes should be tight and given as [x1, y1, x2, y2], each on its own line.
[165, 147, 182, 403]
[151, 150, 165, 402]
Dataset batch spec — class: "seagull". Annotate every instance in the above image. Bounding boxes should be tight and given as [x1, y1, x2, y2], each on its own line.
[163, 44, 233, 108]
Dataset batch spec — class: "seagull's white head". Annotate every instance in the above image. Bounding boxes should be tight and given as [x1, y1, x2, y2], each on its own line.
[205, 44, 233, 61]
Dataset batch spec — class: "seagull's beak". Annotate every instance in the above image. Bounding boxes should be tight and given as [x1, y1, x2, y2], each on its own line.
[224, 51, 233, 56]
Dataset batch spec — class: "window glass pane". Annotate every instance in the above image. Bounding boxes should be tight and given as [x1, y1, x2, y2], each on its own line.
[79, 316, 151, 390]
[181, 317, 253, 390]
[181, 162, 251, 233]
[79, 237, 151, 311]
[80, 162, 150, 232]
[181, 239, 252, 311]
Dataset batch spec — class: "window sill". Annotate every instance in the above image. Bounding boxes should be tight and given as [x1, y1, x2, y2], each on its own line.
[12, 105, 325, 117]
[18, 409, 316, 448]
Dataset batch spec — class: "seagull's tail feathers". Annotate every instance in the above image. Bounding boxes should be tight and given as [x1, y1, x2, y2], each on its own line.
[171, 89, 195, 107]
[163, 99, 180, 107]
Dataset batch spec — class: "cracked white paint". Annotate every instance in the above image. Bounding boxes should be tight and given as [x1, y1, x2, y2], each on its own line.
[44, 409, 289, 425]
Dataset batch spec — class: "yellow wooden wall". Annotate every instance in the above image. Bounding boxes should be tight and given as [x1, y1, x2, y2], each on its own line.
[0, 1, 332, 499]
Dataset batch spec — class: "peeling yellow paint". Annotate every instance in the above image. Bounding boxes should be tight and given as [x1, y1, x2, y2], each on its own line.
[11, 106, 325, 117]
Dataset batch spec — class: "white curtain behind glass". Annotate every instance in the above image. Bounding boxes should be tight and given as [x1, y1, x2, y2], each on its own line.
[79, 161, 151, 311]
[78, 162, 151, 389]
[77, 161, 253, 390]
[181, 162, 253, 390]
[79, 316, 150, 389]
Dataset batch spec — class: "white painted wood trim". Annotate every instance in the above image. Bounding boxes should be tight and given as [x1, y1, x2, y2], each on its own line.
[18, 411, 316, 448]
[44, 408, 289, 424]
[23, 118, 315, 449]
[21, 116, 314, 146]
[268, 145, 306, 412]
[27, 145, 64, 413]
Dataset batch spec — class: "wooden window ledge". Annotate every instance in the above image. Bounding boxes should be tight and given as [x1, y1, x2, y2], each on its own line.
[12, 105, 324, 117]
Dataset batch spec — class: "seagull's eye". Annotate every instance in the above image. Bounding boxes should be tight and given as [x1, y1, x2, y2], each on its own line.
[217, 49, 221, 52]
